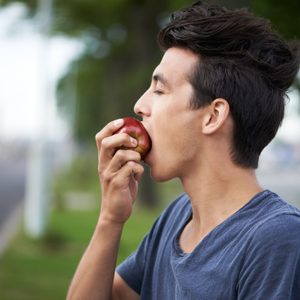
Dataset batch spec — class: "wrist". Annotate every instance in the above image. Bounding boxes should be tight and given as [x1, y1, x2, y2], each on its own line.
[97, 214, 126, 230]
[92, 216, 124, 246]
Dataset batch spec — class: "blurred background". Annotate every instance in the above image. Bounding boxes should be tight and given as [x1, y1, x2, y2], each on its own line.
[0, 0, 299, 298]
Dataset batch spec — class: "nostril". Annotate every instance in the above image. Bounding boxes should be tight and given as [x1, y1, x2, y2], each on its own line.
[134, 91, 151, 117]
[136, 110, 143, 117]
[133, 101, 142, 116]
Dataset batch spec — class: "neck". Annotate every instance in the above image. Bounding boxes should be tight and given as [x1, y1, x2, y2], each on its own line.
[180, 160, 263, 242]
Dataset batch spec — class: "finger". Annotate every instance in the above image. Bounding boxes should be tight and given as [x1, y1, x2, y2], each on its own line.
[99, 134, 138, 169]
[108, 149, 141, 173]
[118, 161, 144, 184]
[133, 164, 144, 182]
[95, 119, 124, 150]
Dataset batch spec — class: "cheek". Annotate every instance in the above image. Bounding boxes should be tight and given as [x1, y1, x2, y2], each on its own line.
[153, 117, 198, 164]
[150, 94, 199, 154]
[152, 105, 197, 150]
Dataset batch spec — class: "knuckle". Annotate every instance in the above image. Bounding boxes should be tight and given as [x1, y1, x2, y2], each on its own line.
[136, 165, 143, 174]
[118, 133, 131, 144]
[98, 165, 104, 177]
[115, 150, 126, 161]
[127, 161, 136, 168]
[118, 133, 130, 145]
[123, 149, 141, 161]
[95, 131, 104, 143]
[98, 167, 105, 178]
[134, 151, 142, 161]
[101, 138, 109, 149]
[99, 168, 110, 181]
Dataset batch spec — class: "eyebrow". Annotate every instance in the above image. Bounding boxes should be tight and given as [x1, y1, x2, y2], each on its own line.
[152, 73, 170, 87]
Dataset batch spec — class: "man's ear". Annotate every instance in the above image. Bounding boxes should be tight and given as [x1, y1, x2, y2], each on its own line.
[202, 98, 230, 134]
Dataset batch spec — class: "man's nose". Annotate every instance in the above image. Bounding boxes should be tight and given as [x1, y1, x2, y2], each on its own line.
[134, 90, 150, 117]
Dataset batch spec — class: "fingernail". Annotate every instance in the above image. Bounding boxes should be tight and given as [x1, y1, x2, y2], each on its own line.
[131, 137, 138, 146]
[114, 119, 124, 127]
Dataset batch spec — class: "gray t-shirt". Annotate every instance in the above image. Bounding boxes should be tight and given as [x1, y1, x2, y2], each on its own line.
[117, 190, 300, 299]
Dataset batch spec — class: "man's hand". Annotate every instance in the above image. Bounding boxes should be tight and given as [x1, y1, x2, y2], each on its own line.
[95, 119, 145, 225]
[67, 119, 144, 300]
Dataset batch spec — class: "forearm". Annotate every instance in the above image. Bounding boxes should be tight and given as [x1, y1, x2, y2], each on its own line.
[67, 218, 123, 300]
[67, 119, 144, 299]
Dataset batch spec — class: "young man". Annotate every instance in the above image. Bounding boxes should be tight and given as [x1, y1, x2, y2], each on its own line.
[67, 1, 300, 299]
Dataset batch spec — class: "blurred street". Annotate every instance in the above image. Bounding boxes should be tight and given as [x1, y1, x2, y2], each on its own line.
[257, 168, 300, 209]
[258, 139, 300, 209]
[0, 158, 25, 228]
[0, 143, 26, 253]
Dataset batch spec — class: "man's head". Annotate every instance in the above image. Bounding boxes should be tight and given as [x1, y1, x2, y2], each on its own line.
[158, 1, 300, 169]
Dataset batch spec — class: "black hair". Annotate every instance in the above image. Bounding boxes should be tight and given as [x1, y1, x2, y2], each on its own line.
[158, 1, 300, 168]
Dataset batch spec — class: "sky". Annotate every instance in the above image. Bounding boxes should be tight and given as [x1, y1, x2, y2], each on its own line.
[0, 3, 83, 141]
[0, 2, 299, 144]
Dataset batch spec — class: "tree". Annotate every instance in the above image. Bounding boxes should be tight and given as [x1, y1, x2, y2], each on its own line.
[1, 0, 299, 207]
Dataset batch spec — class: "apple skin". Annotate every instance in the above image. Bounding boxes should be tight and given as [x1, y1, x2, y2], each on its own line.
[115, 117, 151, 159]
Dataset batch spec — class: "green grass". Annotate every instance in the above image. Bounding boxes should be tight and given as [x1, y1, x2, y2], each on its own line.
[0, 207, 161, 300]
[0, 169, 183, 300]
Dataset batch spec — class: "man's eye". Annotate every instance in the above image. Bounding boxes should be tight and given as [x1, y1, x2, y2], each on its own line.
[154, 90, 163, 95]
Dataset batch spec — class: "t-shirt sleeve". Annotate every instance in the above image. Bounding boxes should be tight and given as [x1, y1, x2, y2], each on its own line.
[116, 193, 189, 296]
[237, 214, 300, 300]
[116, 210, 165, 295]
[116, 232, 150, 295]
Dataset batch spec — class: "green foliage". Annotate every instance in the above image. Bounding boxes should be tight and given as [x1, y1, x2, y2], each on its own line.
[0, 208, 160, 299]
[49, 0, 300, 142]
[57, 56, 110, 142]
[251, 0, 300, 39]
[55, 0, 170, 144]
[2, 0, 297, 142]
[53, 146, 99, 210]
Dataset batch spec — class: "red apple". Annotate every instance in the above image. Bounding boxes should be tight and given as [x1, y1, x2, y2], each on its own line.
[115, 117, 151, 159]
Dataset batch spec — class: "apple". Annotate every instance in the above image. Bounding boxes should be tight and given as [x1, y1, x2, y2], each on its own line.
[115, 117, 151, 159]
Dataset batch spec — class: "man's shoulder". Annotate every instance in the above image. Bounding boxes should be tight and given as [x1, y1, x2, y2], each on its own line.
[247, 190, 300, 247]
[253, 211, 300, 240]
[257, 190, 300, 223]
[249, 190, 300, 220]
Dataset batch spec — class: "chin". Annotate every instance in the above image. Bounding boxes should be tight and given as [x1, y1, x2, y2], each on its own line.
[145, 149, 178, 182]
[149, 166, 176, 183]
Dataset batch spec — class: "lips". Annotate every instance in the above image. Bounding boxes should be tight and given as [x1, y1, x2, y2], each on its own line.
[141, 122, 153, 161]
